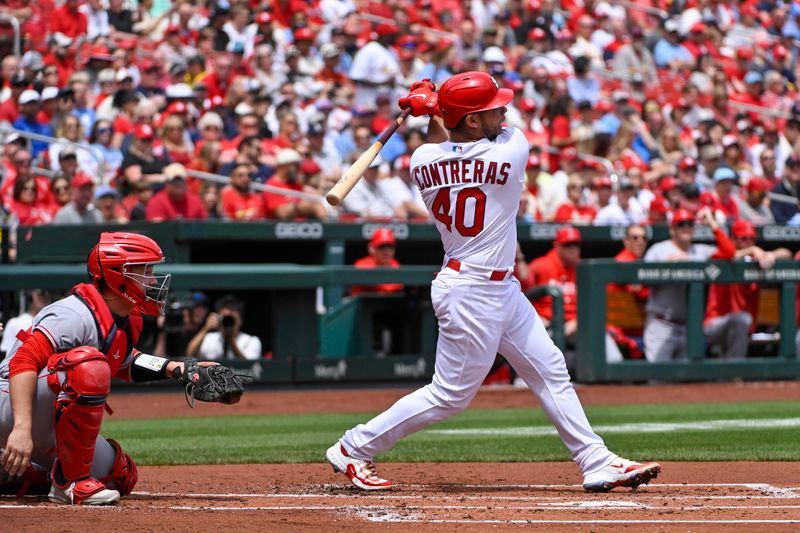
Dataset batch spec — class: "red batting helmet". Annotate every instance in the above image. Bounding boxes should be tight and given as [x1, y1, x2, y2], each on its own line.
[87, 232, 170, 316]
[437, 71, 514, 129]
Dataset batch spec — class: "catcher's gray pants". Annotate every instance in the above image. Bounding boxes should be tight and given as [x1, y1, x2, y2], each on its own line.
[703, 312, 752, 360]
[0, 370, 116, 479]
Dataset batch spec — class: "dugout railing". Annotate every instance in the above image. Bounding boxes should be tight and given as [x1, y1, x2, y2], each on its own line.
[576, 259, 800, 383]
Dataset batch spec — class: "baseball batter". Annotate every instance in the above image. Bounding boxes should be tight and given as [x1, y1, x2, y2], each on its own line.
[0, 232, 247, 505]
[326, 72, 660, 492]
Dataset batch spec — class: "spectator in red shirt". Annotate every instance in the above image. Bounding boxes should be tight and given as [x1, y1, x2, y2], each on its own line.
[553, 176, 597, 224]
[51, 0, 88, 39]
[528, 226, 581, 340]
[145, 163, 208, 222]
[351, 228, 403, 296]
[8, 175, 53, 226]
[700, 166, 740, 225]
[263, 149, 327, 220]
[220, 163, 265, 221]
[42, 33, 77, 87]
[704, 220, 791, 359]
[1, 149, 52, 208]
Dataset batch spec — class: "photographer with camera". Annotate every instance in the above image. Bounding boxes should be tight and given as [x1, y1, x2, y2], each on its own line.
[158, 291, 212, 357]
[186, 294, 262, 360]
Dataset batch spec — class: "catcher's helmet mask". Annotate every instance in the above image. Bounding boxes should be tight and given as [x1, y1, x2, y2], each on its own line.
[87, 232, 171, 316]
[437, 71, 515, 129]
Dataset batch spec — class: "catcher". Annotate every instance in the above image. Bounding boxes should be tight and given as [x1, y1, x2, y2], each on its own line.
[0, 232, 252, 505]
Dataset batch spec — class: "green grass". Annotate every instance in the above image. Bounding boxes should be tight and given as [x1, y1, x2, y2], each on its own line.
[102, 400, 800, 465]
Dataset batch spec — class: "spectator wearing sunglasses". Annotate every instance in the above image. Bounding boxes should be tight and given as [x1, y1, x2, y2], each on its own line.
[87, 119, 123, 182]
[642, 208, 735, 362]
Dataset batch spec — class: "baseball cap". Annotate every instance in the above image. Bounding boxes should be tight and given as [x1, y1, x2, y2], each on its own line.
[375, 23, 400, 37]
[649, 195, 671, 216]
[166, 101, 188, 115]
[528, 27, 547, 41]
[18, 89, 40, 105]
[721, 134, 739, 149]
[94, 185, 119, 200]
[255, 11, 272, 25]
[115, 67, 133, 83]
[482, 46, 506, 64]
[658, 176, 679, 192]
[678, 156, 697, 170]
[786, 153, 800, 167]
[320, 43, 340, 58]
[713, 166, 738, 183]
[276, 148, 302, 166]
[671, 208, 696, 227]
[71, 173, 94, 188]
[370, 228, 397, 247]
[527, 154, 541, 169]
[746, 177, 770, 193]
[294, 27, 315, 42]
[618, 177, 635, 190]
[133, 124, 155, 140]
[299, 158, 321, 175]
[555, 226, 581, 244]
[731, 219, 757, 239]
[561, 146, 578, 161]
[744, 71, 763, 84]
[519, 98, 537, 113]
[164, 163, 187, 181]
[664, 19, 680, 33]
[165, 83, 193, 99]
[394, 154, 411, 171]
[594, 176, 613, 189]
[59, 147, 77, 160]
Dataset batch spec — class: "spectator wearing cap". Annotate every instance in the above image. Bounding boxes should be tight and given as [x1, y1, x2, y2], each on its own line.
[378, 155, 428, 220]
[87, 119, 124, 182]
[770, 153, 800, 224]
[704, 219, 791, 360]
[135, 58, 166, 100]
[54, 172, 102, 224]
[94, 184, 127, 223]
[145, 162, 208, 222]
[108, 88, 139, 146]
[527, 226, 582, 344]
[570, 15, 603, 67]
[736, 177, 774, 226]
[8, 175, 54, 226]
[264, 148, 327, 220]
[293, 27, 323, 78]
[700, 166, 740, 225]
[222, 4, 258, 58]
[306, 121, 342, 182]
[720, 135, 753, 183]
[341, 155, 403, 220]
[120, 123, 169, 194]
[349, 22, 401, 107]
[351, 228, 404, 296]
[643, 207, 735, 362]
[653, 19, 694, 69]
[158, 24, 198, 68]
[18, 51, 44, 85]
[553, 176, 596, 225]
[221, 163, 266, 221]
[13, 90, 53, 157]
[724, 4, 768, 51]
[52, 0, 88, 39]
[594, 178, 648, 225]
[42, 33, 76, 87]
[56, 149, 80, 183]
[677, 157, 699, 187]
[68, 71, 97, 134]
[49, 115, 92, 174]
[163, 290, 212, 357]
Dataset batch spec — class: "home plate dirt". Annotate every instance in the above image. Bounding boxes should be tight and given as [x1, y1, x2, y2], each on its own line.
[2, 383, 799, 532]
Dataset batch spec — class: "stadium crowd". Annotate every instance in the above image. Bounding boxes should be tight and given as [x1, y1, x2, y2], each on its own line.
[0, 0, 799, 239]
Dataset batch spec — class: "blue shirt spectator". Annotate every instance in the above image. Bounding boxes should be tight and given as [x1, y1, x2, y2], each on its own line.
[13, 90, 53, 158]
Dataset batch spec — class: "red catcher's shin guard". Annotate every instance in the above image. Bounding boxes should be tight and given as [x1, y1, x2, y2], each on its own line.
[100, 439, 138, 495]
[49, 347, 111, 483]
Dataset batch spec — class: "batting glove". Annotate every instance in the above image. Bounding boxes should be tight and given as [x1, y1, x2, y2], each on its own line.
[398, 79, 439, 117]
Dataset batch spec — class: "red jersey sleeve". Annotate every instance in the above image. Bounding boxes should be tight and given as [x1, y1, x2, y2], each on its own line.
[8, 330, 55, 378]
[711, 227, 736, 259]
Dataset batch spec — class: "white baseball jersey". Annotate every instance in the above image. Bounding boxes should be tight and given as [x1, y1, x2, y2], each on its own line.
[410, 126, 528, 269]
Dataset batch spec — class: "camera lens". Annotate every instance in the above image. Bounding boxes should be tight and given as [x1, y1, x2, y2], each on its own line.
[222, 315, 235, 328]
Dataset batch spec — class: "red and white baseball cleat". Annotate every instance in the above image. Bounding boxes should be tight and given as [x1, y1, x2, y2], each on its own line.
[582, 457, 661, 493]
[48, 476, 120, 505]
[325, 442, 393, 491]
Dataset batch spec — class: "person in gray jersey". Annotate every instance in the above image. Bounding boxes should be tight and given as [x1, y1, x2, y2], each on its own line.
[643, 207, 735, 362]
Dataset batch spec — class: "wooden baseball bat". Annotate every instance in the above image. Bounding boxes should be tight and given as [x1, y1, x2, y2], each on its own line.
[326, 108, 412, 206]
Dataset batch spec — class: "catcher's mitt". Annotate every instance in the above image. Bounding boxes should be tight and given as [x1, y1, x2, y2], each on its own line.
[175, 358, 254, 407]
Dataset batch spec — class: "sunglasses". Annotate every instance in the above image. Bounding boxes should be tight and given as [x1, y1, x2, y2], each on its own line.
[14, 159, 31, 166]
[561, 242, 580, 248]
[22, 186, 36, 192]
[627, 234, 648, 241]
[675, 221, 695, 229]
[97, 127, 112, 133]
[54, 185, 70, 193]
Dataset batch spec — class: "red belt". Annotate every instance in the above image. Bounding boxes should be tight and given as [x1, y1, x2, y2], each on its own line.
[446, 259, 509, 281]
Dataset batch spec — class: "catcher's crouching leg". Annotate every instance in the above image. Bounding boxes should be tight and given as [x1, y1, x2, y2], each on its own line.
[100, 439, 138, 496]
[47, 346, 120, 505]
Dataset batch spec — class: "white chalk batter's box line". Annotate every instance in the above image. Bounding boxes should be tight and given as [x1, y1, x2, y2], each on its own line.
[427, 416, 800, 436]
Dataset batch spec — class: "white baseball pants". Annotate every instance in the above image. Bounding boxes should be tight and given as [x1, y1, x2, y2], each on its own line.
[341, 268, 615, 475]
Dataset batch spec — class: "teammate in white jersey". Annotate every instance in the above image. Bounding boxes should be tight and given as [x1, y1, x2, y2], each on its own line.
[325, 72, 661, 492]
